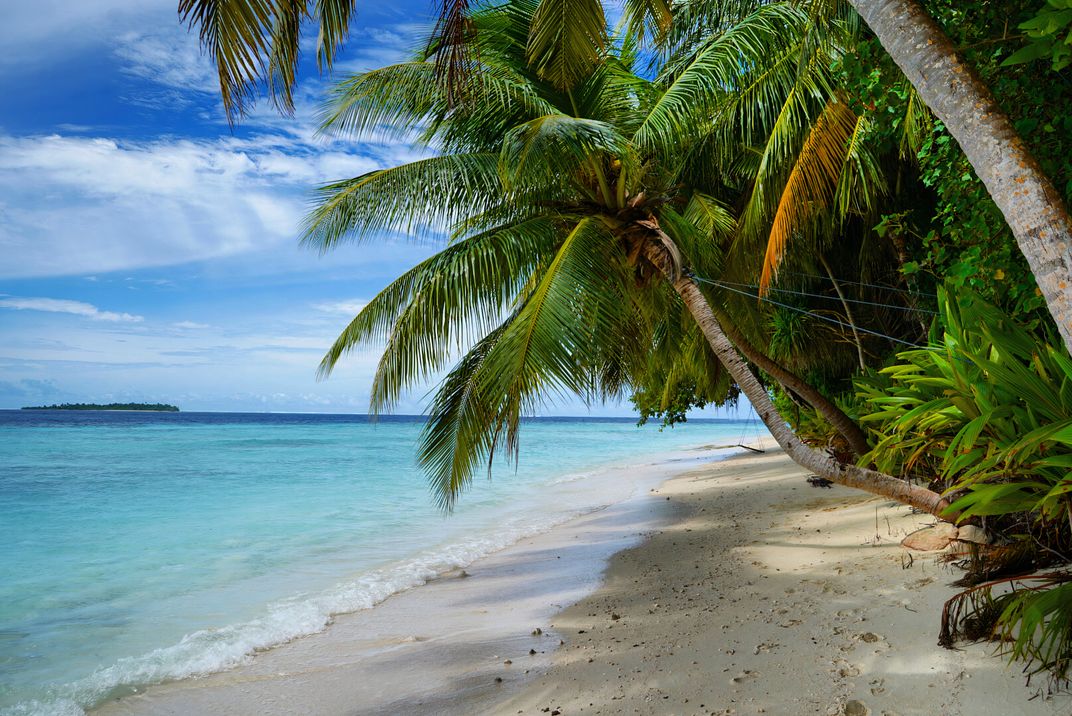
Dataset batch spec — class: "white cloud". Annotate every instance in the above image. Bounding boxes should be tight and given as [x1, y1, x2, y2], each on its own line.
[0, 132, 407, 279]
[0, 0, 166, 75]
[173, 321, 210, 329]
[114, 29, 219, 95]
[0, 297, 143, 322]
[333, 24, 428, 74]
[313, 299, 369, 315]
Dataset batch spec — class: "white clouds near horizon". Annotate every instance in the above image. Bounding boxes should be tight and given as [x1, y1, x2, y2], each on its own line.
[0, 297, 144, 322]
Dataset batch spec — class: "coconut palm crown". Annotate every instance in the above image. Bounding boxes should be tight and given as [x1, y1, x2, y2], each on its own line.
[303, 0, 944, 514]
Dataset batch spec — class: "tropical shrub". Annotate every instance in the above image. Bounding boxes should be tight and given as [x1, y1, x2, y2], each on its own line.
[857, 285, 1072, 683]
[858, 286, 1072, 522]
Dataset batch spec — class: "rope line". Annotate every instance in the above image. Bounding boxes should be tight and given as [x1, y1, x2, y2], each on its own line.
[692, 275, 931, 349]
[714, 279, 938, 315]
[781, 270, 929, 298]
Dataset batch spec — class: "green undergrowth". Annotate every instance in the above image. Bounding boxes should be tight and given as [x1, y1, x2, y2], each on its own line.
[856, 286, 1072, 687]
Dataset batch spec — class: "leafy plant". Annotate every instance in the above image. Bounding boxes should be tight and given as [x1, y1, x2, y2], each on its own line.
[858, 285, 1072, 684]
[858, 286, 1072, 521]
[1003, 0, 1072, 72]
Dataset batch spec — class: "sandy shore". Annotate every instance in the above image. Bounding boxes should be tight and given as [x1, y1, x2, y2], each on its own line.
[491, 447, 1071, 716]
[96, 446, 1072, 715]
[93, 446, 726, 716]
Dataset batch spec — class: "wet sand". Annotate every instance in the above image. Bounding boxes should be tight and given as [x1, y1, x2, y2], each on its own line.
[97, 446, 1072, 715]
[93, 448, 727, 715]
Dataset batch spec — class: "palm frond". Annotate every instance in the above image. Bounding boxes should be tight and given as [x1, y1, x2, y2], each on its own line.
[314, 0, 357, 71]
[369, 218, 565, 411]
[736, 47, 835, 243]
[623, 0, 672, 44]
[180, 0, 356, 122]
[418, 324, 510, 510]
[527, 0, 607, 90]
[634, 3, 810, 151]
[419, 216, 630, 508]
[316, 214, 563, 373]
[266, 1, 304, 114]
[428, 0, 475, 105]
[318, 62, 442, 142]
[319, 61, 561, 152]
[835, 113, 887, 219]
[302, 153, 502, 250]
[760, 97, 858, 294]
[180, 0, 275, 121]
[684, 192, 737, 243]
[498, 114, 632, 198]
[900, 82, 933, 161]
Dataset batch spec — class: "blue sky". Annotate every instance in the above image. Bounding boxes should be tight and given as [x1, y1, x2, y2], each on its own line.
[0, 0, 740, 418]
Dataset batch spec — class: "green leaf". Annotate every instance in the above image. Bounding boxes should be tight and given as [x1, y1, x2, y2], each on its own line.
[1002, 40, 1055, 66]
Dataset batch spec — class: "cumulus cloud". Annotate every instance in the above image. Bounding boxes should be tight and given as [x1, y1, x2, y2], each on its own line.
[0, 132, 399, 279]
[0, 297, 144, 322]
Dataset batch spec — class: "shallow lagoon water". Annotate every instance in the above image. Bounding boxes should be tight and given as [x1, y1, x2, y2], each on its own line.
[0, 411, 756, 715]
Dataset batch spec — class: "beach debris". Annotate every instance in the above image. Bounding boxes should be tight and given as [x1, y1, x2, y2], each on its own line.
[807, 475, 834, 488]
[955, 525, 991, 545]
[731, 669, 759, 683]
[504, 659, 512, 665]
[531, 627, 543, 636]
[529, 649, 537, 655]
[901, 523, 958, 551]
[495, 677, 503, 684]
[610, 613, 621, 621]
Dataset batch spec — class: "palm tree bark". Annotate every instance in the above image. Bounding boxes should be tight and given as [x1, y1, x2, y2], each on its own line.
[848, 0, 1072, 354]
[710, 305, 874, 459]
[644, 243, 953, 518]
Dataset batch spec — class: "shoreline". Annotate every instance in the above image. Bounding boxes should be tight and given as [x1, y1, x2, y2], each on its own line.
[94, 445, 1072, 716]
[92, 443, 737, 715]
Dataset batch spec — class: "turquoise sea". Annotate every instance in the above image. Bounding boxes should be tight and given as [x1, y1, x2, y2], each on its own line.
[0, 410, 757, 715]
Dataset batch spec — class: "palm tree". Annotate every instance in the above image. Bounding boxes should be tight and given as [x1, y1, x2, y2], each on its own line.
[846, 0, 1072, 355]
[178, 0, 670, 121]
[303, 0, 949, 515]
[182, 0, 1072, 356]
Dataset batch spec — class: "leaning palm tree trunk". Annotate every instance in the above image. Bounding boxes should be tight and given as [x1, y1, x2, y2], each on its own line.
[711, 306, 873, 459]
[643, 242, 952, 518]
[848, 0, 1072, 354]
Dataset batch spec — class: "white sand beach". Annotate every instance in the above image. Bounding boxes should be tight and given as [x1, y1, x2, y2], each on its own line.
[96, 446, 1072, 715]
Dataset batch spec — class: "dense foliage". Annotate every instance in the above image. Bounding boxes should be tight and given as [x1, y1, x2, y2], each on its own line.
[857, 288, 1072, 684]
[258, 0, 1072, 685]
[834, 0, 1072, 327]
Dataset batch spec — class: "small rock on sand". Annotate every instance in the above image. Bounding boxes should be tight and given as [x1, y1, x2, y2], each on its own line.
[956, 525, 990, 544]
[901, 523, 958, 551]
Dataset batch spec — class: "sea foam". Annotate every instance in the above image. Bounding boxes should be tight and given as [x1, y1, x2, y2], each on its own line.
[0, 412, 745, 715]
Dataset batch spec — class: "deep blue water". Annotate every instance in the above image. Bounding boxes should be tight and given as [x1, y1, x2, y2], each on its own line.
[0, 410, 756, 715]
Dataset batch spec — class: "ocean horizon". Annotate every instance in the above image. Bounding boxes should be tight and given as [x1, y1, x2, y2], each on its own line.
[0, 410, 760, 715]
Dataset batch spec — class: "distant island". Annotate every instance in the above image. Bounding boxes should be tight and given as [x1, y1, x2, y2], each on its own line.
[21, 403, 180, 412]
